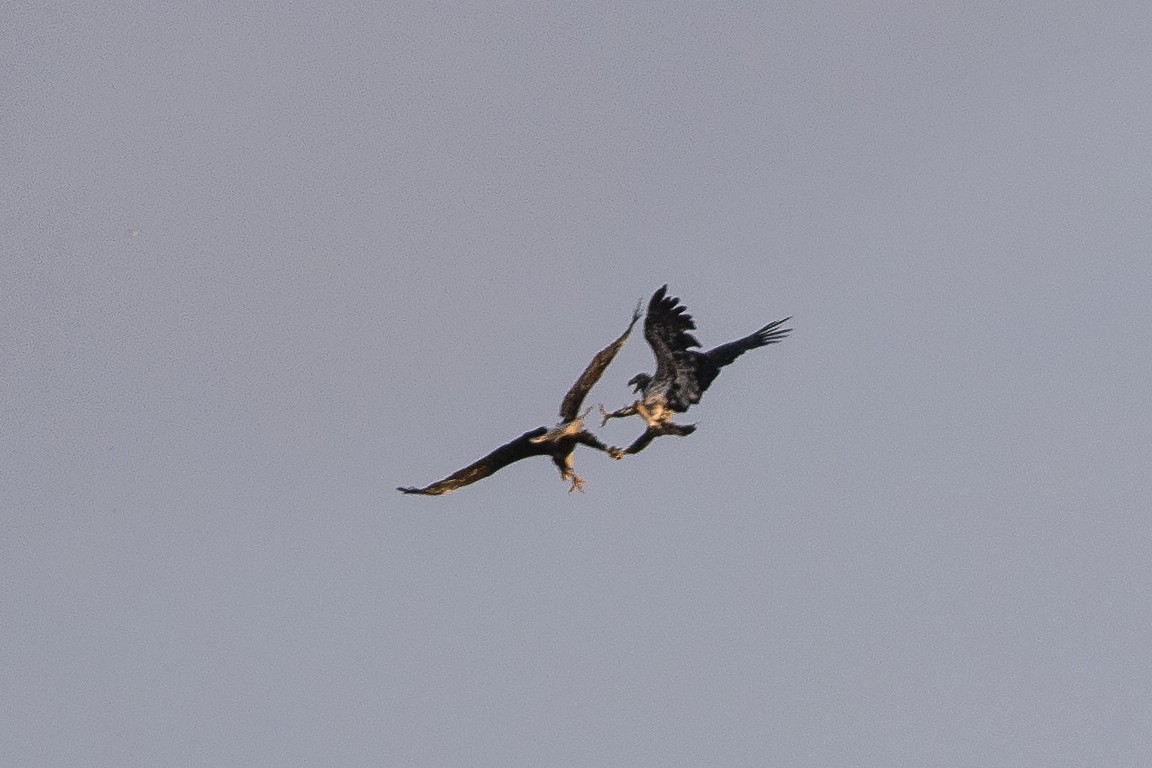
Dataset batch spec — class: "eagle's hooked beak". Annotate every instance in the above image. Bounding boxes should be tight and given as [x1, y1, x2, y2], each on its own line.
[627, 373, 651, 393]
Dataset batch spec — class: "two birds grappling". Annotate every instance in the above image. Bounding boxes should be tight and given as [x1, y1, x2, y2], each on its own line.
[398, 285, 791, 495]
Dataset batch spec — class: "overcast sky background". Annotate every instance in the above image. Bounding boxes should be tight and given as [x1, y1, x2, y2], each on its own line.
[5, 2, 1151, 765]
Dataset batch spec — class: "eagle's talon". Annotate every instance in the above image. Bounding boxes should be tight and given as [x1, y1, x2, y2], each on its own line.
[598, 404, 612, 427]
[608, 447, 626, 460]
[593, 285, 790, 457]
[568, 474, 586, 493]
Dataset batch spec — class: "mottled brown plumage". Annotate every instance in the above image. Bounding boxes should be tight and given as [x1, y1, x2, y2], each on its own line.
[601, 285, 791, 455]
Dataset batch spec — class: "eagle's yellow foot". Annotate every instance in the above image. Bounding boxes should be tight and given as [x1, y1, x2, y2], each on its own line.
[598, 404, 612, 427]
[600, 402, 637, 426]
[608, 447, 626, 460]
[568, 474, 586, 493]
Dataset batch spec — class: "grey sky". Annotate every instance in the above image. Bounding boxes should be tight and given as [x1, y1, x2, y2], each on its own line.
[5, 2, 1151, 765]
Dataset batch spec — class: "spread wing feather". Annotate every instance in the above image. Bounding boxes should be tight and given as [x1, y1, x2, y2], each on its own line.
[644, 285, 701, 400]
[643, 285, 707, 410]
[694, 316, 792, 394]
[644, 285, 700, 357]
[558, 303, 643, 421]
[703, 317, 792, 367]
[397, 427, 550, 495]
[642, 286, 792, 411]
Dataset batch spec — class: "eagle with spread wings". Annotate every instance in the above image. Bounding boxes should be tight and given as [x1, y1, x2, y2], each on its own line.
[398, 305, 641, 495]
[600, 285, 791, 455]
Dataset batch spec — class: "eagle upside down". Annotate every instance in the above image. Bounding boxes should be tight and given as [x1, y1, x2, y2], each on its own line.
[398, 304, 641, 495]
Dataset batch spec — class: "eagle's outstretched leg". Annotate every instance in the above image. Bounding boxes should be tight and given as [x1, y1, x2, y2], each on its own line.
[622, 428, 659, 456]
[621, 421, 697, 456]
[552, 452, 587, 493]
[574, 429, 626, 460]
[559, 462, 587, 493]
[599, 402, 637, 426]
[665, 421, 697, 437]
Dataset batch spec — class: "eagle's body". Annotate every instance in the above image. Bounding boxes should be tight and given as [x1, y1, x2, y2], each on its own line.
[398, 306, 641, 495]
[601, 285, 791, 454]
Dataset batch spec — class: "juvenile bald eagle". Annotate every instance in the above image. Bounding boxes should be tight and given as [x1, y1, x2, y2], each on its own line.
[600, 285, 791, 455]
[398, 305, 641, 495]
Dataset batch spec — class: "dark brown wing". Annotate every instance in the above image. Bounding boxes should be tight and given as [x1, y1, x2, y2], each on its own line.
[644, 285, 700, 359]
[693, 316, 792, 395]
[643, 285, 704, 410]
[558, 303, 643, 421]
[703, 317, 791, 368]
[397, 427, 550, 495]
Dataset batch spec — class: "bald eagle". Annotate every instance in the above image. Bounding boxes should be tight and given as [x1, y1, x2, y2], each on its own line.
[600, 285, 791, 454]
[398, 305, 641, 495]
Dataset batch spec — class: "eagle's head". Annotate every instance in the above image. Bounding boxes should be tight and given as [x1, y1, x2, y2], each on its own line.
[628, 373, 652, 393]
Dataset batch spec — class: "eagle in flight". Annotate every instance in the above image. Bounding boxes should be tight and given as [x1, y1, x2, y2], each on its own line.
[600, 285, 791, 455]
[398, 305, 641, 495]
